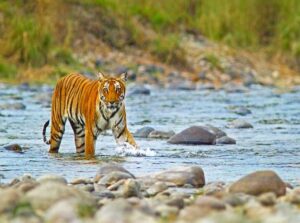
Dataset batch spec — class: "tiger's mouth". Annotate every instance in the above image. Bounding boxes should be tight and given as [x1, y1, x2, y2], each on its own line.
[105, 102, 121, 111]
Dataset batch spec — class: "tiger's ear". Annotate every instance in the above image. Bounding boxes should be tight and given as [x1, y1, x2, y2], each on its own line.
[119, 72, 128, 82]
[97, 72, 106, 81]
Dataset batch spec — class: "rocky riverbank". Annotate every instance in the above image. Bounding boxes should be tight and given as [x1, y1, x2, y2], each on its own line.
[0, 164, 299, 223]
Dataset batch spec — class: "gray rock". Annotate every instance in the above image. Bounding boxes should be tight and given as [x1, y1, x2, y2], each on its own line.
[204, 125, 227, 138]
[229, 170, 286, 196]
[95, 163, 135, 182]
[227, 119, 253, 129]
[98, 171, 134, 186]
[146, 182, 168, 197]
[133, 127, 155, 138]
[194, 196, 226, 210]
[3, 144, 23, 153]
[0, 102, 26, 110]
[216, 136, 236, 144]
[0, 188, 21, 213]
[148, 130, 175, 139]
[165, 81, 196, 91]
[37, 175, 67, 185]
[152, 165, 205, 187]
[228, 106, 252, 116]
[96, 198, 156, 223]
[25, 182, 96, 211]
[121, 179, 142, 198]
[168, 126, 216, 145]
[128, 85, 151, 96]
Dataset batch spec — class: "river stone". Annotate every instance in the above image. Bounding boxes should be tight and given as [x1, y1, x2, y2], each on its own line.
[128, 85, 151, 96]
[121, 179, 142, 198]
[98, 171, 134, 186]
[95, 163, 135, 182]
[3, 144, 23, 153]
[146, 182, 168, 197]
[0, 188, 22, 213]
[258, 192, 276, 206]
[133, 127, 155, 138]
[204, 125, 227, 138]
[96, 198, 156, 223]
[194, 196, 226, 210]
[25, 182, 95, 211]
[152, 166, 205, 187]
[229, 170, 286, 196]
[148, 130, 175, 139]
[228, 106, 252, 116]
[227, 119, 253, 129]
[168, 126, 216, 145]
[216, 136, 236, 144]
[37, 175, 67, 185]
[0, 102, 26, 110]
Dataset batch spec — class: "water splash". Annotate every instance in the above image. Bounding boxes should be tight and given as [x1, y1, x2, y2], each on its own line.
[115, 142, 156, 157]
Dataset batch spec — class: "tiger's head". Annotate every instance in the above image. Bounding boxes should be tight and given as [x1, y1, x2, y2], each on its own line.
[98, 72, 127, 111]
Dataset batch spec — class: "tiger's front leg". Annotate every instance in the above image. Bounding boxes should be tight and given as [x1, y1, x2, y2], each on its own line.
[112, 125, 137, 148]
[84, 128, 96, 158]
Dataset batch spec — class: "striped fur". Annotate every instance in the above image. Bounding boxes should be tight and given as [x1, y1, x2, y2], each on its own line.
[42, 72, 137, 158]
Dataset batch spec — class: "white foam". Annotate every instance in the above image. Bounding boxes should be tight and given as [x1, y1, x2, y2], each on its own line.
[115, 142, 156, 157]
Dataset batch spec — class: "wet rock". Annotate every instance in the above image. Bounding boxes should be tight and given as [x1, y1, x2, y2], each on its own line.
[152, 165, 205, 187]
[228, 106, 252, 116]
[227, 119, 253, 129]
[37, 175, 67, 185]
[258, 192, 276, 206]
[0, 102, 26, 110]
[216, 136, 236, 144]
[204, 125, 227, 138]
[165, 81, 196, 91]
[98, 171, 134, 186]
[146, 182, 168, 197]
[25, 182, 95, 211]
[3, 144, 23, 153]
[95, 163, 135, 182]
[0, 188, 22, 213]
[194, 196, 226, 210]
[34, 92, 52, 106]
[148, 130, 175, 139]
[196, 83, 215, 90]
[168, 126, 216, 145]
[128, 85, 151, 96]
[229, 170, 286, 196]
[133, 126, 155, 138]
[18, 83, 31, 91]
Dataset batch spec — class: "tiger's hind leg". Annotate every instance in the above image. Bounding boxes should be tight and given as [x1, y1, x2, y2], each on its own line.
[69, 119, 85, 153]
[49, 116, 67, 153]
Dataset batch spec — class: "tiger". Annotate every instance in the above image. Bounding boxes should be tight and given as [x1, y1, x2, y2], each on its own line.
[42, 72, 137, 158]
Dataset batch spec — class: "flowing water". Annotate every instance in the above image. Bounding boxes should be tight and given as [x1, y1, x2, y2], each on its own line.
[0, 84, 299, 184]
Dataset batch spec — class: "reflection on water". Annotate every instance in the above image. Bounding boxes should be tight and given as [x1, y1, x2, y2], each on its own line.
[0, 84, 300, 184]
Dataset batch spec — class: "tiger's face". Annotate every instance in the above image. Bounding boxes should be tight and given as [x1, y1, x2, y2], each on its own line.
[98, 72, 127, 111]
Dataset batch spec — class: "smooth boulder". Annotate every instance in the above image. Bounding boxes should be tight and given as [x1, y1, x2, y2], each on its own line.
[134, 127, 155, 138]
[227, 119, 253, 129]
[148, 130, 175, 139]
[229, 170, 286, 196]
[168, 126, 216, 145]
[152, 166, 205, 187]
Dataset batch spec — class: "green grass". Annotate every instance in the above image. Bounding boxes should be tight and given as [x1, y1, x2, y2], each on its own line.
[0, 0, 299, 81]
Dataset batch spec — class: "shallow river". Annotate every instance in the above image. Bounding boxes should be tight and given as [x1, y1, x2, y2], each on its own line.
[0, 84, 299, 184]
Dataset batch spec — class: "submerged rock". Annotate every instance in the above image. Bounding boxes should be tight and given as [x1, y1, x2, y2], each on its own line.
[134, 127, 155, 138]
[152, 165, 205, 187]
[216, 136, 236, 144]
[168, 126, 216, 145]
[3, 144, 23, 153]
[148, 130, 175, 139]
[128, 85, 151, 96]
[0, 102, 26, 110]
[228, 106, 252, 116]
[227, 119, 253, 129]
[229, 170, 286, 196]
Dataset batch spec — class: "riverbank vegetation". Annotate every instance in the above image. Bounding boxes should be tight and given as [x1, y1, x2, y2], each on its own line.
[0, 0, 299, 83]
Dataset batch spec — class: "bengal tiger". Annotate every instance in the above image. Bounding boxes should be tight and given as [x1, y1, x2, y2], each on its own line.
[42, 72, 137, 158]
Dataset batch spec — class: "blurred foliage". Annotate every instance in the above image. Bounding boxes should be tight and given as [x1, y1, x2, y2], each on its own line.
[0, 0, 299, 81]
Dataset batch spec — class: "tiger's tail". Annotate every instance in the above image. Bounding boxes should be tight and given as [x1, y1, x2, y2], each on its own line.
[42, 120, 51, 145]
